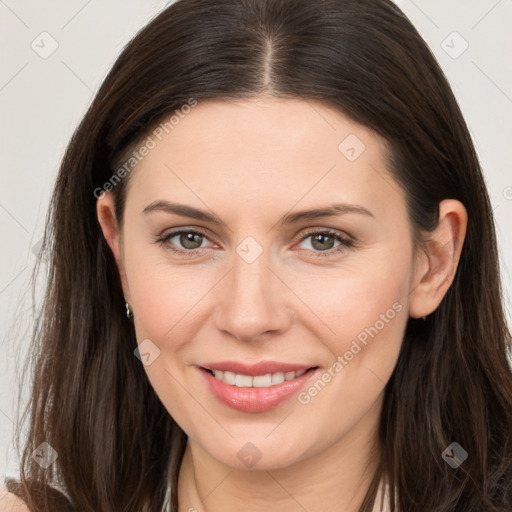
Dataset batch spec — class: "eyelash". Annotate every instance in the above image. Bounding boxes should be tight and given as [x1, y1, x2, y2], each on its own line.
[154, 228, 355, 259]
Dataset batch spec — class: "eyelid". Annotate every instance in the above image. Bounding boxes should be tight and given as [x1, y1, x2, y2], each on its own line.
[292, 227, 353, 245]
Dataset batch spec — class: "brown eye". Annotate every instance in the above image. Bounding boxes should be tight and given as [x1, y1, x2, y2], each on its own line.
[296, 229, 354, 258]
[156, 229, 213, 254]
[309, 233, 336, 251]
[178, 232, 204, 249]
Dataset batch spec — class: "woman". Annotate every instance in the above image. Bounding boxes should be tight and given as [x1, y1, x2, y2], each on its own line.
[2, 0, 511, 510]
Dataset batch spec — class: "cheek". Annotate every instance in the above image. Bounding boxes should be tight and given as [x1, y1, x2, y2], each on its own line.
[292, 254, 410, 409]
[292, 252, 411, 349]
[128, 265, 214, 345]
[121, 222, 216, 338]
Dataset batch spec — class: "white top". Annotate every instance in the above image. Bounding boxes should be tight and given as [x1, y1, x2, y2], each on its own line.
[372, 477, 392, 511]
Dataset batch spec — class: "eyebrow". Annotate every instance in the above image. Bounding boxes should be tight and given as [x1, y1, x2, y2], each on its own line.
[142, 200, 374, 227]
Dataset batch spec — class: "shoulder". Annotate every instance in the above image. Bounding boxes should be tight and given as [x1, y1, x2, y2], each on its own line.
[0, 485, 30, 512]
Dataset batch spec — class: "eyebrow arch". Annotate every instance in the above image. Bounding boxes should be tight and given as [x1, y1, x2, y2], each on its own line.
[142, 201, 227, 227]
[277, 203, 374, 226]
[142, 200, 374, 227]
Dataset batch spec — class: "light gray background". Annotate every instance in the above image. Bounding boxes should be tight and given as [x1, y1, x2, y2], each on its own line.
[1, 0, 511, 482]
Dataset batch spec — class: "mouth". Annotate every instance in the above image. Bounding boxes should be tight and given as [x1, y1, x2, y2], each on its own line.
[198, 362, 320, 413]
[200, 366, 318, 388]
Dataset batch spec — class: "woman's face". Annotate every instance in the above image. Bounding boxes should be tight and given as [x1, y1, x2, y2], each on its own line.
[101, 97, 418, 470]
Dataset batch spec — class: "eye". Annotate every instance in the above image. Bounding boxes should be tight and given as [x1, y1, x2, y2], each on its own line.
[154, 228, 354, 258]
[155, 229, 215, 255]
[295, 229, 354, 257]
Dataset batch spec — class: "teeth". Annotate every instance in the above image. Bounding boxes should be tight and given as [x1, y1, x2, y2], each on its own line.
[271, 372, 285, 385]
[211, 369, 307, 388]
[235, 374, 252, 387]
[253, 374, 273, 387]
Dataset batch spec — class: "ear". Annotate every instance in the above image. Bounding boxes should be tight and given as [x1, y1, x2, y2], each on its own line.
[409, 199, 467, 319]
[96, 192, 131, 303]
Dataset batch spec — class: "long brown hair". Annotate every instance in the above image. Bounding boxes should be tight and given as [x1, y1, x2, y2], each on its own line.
[7, 0, 512, 510]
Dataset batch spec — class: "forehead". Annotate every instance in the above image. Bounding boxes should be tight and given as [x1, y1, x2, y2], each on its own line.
[125, 97, 405, 221]
[141, 97, 383, 161]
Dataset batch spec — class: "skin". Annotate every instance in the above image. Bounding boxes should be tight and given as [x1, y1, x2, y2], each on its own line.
[96, 97, 467, 512]
[0, 486, 29, 512]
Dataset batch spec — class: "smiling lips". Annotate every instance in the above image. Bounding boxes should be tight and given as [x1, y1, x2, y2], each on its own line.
[209, 368, 308, 387]
[199, 360, 318, 412]
[202, 360, 315, 375]
[201, 360, 315, 387]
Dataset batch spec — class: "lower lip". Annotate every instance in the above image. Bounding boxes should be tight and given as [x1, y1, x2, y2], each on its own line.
[199, 367, 318, 413]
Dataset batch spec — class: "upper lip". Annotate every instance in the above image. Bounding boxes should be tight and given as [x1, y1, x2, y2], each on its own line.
[200, 361, 317, 376]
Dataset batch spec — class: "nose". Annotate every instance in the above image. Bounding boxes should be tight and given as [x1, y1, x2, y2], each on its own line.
[212, 248, 293, 343]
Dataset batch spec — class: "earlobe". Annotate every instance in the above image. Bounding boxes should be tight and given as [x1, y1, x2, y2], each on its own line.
[409, 199, 467, 319]
[96, 192, 131, 301]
